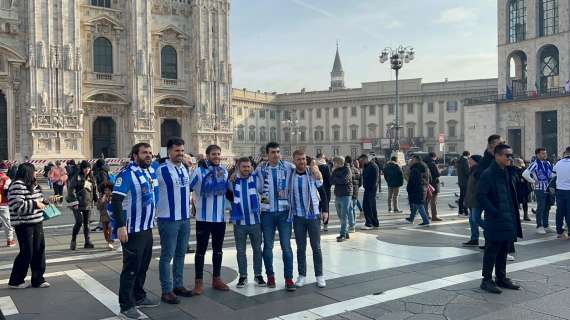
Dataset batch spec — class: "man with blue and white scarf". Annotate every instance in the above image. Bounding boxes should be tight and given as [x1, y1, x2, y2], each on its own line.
[523, 147, 554, 234]
[254, 142, 296, 291]
[188, 145, 231, 294]
[289, 150, 326, 288]
[228, 157, 266, 288]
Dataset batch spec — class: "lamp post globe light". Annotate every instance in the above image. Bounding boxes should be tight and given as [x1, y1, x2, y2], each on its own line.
[379, 45, 415, 164]
[281, 116, 300, 157]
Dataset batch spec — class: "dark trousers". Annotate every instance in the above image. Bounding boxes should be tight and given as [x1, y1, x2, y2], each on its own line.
[9, 223, 46, 287]
[119, 228, 153, 312]
[72, 209, 91, 242]
[556, 190, 570, 235]
[53, 184, 64, 196]
[458, 185, 467, 214]
[195, 221, 226, 279]
[363, 188, 379, 227]
[482, 240, 509, 281]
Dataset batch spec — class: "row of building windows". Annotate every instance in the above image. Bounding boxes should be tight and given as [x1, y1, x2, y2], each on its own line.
[93, 37, 178, 79]
[235, 101, 461, 121]
[236, 123, 458, 143]
[509, 0, 559, 43]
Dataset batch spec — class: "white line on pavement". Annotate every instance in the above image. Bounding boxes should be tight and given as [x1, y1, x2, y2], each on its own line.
[402, 227, 559, 246]
[65, 269, 148, 319]
[0, 296, 18, 316]
[271, 252, 570, 320]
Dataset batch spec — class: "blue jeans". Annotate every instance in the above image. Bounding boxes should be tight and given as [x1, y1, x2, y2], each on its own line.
[335, 196, 351, 236]
[408, 203, 429, 224]
[535, 190, 551, 228]
[293, 216, 323, 277]
[261, 212, 293, 279]
[469, 207, 484, 241]
[556, 190, 570, 235]
[158, 219, 190, 294]
[349, 198, 361, 228]
[233, 224, 263, 277]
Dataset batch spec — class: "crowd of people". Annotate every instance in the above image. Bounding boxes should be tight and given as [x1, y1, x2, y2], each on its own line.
[0, 134, 569, 318]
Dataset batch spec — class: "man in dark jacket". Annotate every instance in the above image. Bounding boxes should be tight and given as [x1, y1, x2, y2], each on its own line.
[383, 156, 404, 213]
[475, 134, 503, 179]
[405, 156, 430, 225]
[330, 157, 353, 242]
[456, 151, 471, 216]
[477, 144, 523, 294]
[358, 155, 379, 229]
[424, 153, 442, 221]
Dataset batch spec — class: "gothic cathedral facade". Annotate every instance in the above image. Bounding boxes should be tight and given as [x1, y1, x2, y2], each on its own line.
[0, 0, 232, 161]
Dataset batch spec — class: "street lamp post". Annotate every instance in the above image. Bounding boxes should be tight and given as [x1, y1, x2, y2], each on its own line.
[281, 116, 300, 157]
[379, 46, 415, 163]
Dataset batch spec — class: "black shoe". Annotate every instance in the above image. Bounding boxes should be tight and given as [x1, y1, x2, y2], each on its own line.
[187, 246, 196, 254]
[70, 240, 76, 251]
[462, 240, 479, 247]
[405, 217, 413, 223]
[479, 245, 486, 250]
[523, 216, 531, 221]
[254, 275, 267, 287]
[480, 279, 502, 294]
[418, 222, 430, 226]
[84, 241, 94, 249]
[336, 235, 346, 242]
[236, 277, 248, 288]
[448, 204, 457, 209]
[496, 278, 520, 290]
[173, 287, 193, 297]
[345, 233, 350, 239]
[532, 208, 536, 214]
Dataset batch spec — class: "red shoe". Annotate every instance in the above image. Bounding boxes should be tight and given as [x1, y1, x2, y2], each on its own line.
[7, 240, 16, 247]
[267, 276, 276, 288]
[285, 278, 296, 291]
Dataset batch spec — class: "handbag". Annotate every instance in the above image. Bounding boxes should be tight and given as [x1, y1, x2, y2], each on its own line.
[426, 184, 435, 201]
[43, 204, 62, 220]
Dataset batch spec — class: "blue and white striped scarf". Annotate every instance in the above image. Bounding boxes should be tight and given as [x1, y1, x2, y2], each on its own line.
[231, 175, 261, 225]
[288, 169, 320, 221]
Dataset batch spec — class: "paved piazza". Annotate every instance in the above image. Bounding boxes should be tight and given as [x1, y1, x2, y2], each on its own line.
[0, 177, 570, 320]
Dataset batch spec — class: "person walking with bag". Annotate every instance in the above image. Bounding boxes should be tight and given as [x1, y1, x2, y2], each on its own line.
[7, 163, 49, 289]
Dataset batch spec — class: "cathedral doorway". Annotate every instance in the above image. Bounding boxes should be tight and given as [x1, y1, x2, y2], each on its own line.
[161, 119, 181, 147]
[92, 117, 117, 158]
[0, 91, 7, 160]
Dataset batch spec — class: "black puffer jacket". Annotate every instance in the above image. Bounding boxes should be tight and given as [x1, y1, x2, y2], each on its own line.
[331, 165, 353, 197]
[407, 161, 429, 204]
[383, 161, 404, 188]
[67, 173, 98, 210]
[477, 161, 523, 242]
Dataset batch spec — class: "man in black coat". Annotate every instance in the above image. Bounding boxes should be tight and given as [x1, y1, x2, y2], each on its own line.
[456, 151, 471, 216]
[358, 155, 379, 229]
[477, 144, 523, 294]
[384, 156, 404, 213]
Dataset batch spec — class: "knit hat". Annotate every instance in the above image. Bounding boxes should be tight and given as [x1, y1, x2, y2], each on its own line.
[469, 155, 482, 163]
[0, 162, 8, 173]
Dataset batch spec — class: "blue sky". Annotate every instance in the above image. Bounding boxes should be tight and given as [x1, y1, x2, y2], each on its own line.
[230, 0, 498, 92]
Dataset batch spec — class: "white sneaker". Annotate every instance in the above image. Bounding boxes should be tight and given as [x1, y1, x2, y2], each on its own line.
[107, 242, 114, 250]
[316, 276, 326, 288]
[536, 227, 546, 234]
[544, 227, 555, 233]
[360, 225, 373, 230]
[9, 282, 30, 289]
[507, 254, 515, 261]
[295, 275, 306, 287]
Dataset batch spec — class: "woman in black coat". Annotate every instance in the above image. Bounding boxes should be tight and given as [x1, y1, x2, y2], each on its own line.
[67, 161, 98, 250]
[513, 158, 531, 221]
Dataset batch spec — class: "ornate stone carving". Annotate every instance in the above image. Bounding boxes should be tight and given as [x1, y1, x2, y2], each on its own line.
[64, 44, 74, 71]
[50, 45, 60, 69]
[39, 91, 48, 112]
[36, 41, 46, 68]
[137, 49, 146, 76]
[65, 93, 74, 113]
[27, 44, 35, 68]
[75, 47, 82, 71]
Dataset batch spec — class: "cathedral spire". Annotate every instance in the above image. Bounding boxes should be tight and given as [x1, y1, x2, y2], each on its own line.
[330, 42, 345, 90]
